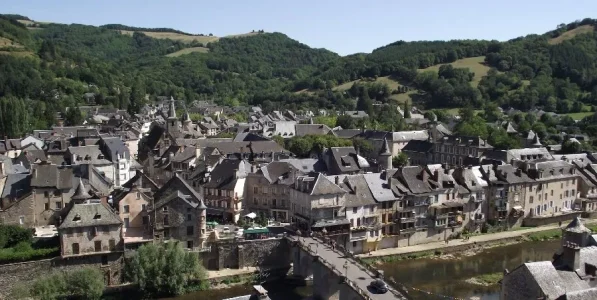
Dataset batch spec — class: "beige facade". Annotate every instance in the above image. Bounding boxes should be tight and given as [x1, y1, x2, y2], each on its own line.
[118, 190, 150, 229]
[60, 224, 123, 257]
[244, 173, 290, 222]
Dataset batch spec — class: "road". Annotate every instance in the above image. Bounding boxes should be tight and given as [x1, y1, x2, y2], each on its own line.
[361, 219, 597, 258]
[291, 236, 406, 300]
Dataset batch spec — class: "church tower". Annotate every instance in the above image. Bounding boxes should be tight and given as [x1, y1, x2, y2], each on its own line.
[379, 137, 393, 171]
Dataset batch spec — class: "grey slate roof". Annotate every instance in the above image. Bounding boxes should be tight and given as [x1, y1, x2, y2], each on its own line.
[203, 159, 249, 190]
[338, 175, 377, 207]
[295, 124, 333, 137]
[100, 136, 130, 161]
[1, 173, 31, 199]
[31, 164, 74, 189]
[68, 145, 112, 165]
[565, 217, 591, 234]
[363, 172, 398, 202]
[59, 203, 122, 229]
[402, 140, 433, 153]
[310, 174, 346, 196]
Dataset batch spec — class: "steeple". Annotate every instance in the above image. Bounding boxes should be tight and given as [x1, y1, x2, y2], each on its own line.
[379, 137, 392, 171]
[71, 178, 91, 201]
[532, 133, 542, 148]
[167, 97, 176, 119]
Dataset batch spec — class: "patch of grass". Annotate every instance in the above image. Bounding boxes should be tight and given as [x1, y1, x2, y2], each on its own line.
[118, 30, 219, 44]
[166, 47, 209, 57]
[0, 246, 59, 264]
[549, 25, 595, 45]
[418, 56, 490, 87]
[442, 108, 482, 116]
[526, 229, 561, 242]
[565, 112, 593, 120]
[475, 272, 502, 285]
[363, 250, 440, 264]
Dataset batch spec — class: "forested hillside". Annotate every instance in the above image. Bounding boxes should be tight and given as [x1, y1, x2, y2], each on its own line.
[0, 14, 597, 138]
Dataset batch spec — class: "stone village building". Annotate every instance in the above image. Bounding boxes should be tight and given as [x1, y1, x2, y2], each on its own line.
[58, 197, 124, 285]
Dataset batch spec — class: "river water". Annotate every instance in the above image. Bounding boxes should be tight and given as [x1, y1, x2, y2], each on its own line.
[378, 240, 561, 300]
[165, 240, 560, 300]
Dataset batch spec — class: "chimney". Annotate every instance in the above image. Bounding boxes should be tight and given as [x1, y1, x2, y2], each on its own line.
[433, 170, 440, 181]
[562, 241, 581, 271]
[467, 165, 473, 170]
[515, 168, 522, 176]
[335, 176, 339, 185]
[195, 144, 202, 160]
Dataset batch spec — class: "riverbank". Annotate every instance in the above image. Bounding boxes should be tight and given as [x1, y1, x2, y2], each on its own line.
[359, 220, 597, 261]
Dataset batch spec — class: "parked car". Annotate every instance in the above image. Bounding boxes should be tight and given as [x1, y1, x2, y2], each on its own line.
[369, 279, 388, 294]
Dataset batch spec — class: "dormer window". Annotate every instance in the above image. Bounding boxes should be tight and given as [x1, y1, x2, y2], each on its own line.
[73, 214, 81, 222]
[93, 213, 101, 220]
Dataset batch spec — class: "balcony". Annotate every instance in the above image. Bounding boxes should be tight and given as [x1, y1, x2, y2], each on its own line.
[398, 216, 416, 223]
[350, 231, 367, 241]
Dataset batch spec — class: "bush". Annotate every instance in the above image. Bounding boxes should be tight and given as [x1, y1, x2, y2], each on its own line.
[30, 271, 67, 300]
[126, 242, 207, 297]
[0, 225, 32, 248]
[66, 267, 105, 300]
[0, 247, 59, 264]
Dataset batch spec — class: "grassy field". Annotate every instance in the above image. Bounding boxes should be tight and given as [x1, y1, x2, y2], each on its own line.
[166, 47, 209, 57]
[0, 36, 22, 47]
[119, 30, 220, 44]
[565, 111, 593, 120]
[549, 25, 595, 45]
[332, 76, 414, 104]
[418, 56, 490, 87]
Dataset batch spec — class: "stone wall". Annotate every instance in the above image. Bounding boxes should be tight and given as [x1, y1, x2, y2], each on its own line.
[0, 253, 124, 299]
[522, 212, 581, 227]
[206, 238, 291, 271]
[0, 194, 34, 227]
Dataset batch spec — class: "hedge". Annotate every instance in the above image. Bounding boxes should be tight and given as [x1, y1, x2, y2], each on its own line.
[0, 247, 59, 264]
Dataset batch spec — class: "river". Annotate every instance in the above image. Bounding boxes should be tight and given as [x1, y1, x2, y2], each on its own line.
[377, 240, 561, 300]
[164, 240, 560, 300]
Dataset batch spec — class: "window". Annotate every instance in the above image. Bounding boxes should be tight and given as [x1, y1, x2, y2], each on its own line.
[136, 192, 141, 199]
[529, 196, 534, 203]
[186, 226, 194, 236]
[565, 191, 569, 197]
[95, 241, 102, 252]
[353, 207, 357, 214]
[72, 243, 80, 255]
[370, 206, 374, 213]
[44, 203, 49, 210]
[187, 241, 194, 249]
[44, 191, 49, 198]
[164, 228, 170, 239]
[109, 239, 116, 251]
[55, 202, 62, 209]
[164, 215, 169, 225]
[544, 193, 547, 201]
[253, 187, 259, 194]
[572, 189, 576, 196]
[551, 190, 554, 196]
[142, 204, 146, 211]
[529, 186, 532, 192]
[162, 207, 168, 212]
[124, 218, 130, 228]
[382, 214, 386, 223]
[19, 216, 24, 225]
[352, 241, 357, 248]
[123, 205, 130, 213]
[550, 201, 553, 208]
[54, 190, 61, 197]
[101, 255, 108, 266]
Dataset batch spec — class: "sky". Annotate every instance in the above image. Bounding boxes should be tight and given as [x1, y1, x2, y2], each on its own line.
[4, 0, 597, 55]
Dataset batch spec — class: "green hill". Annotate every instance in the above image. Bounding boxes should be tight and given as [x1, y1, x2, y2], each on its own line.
[1, 14, 597, 138]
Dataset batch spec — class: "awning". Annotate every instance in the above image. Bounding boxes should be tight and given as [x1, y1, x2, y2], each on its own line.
[512, 206, 523, 212]
[244, 212, 257, 219]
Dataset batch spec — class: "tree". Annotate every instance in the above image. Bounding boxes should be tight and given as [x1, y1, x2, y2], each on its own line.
[562, 139, 582, 154]
[272, 135, 284, 147]
[0, 96, 29, 138]
[128, 79, 146, 115]
[126, 242, 206, 297]
[356, 87, 373, 114]
[392, 152, 409, 168]
[64, 105, 83, 126]
[65, 268, 104, 300]
[403, 102, 411, 118]
[336, 115, 355, 129]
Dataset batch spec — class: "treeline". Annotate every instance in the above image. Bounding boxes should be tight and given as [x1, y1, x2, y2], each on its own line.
[100, 23, 208, 36]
